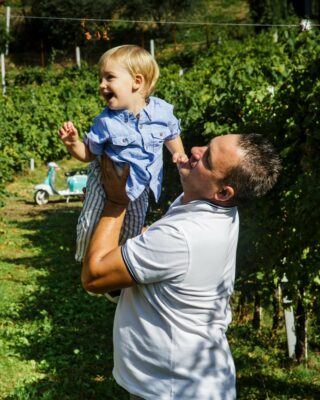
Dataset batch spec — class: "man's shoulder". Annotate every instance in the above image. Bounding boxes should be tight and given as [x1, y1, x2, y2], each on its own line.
[162, 199, 238, 230]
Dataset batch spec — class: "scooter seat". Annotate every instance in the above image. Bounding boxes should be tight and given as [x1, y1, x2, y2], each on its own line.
[65, 169, 88, 177]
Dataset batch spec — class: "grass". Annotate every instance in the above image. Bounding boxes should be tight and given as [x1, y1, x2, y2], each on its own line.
[1, 159, 320, 399]
[0, 159, 127, 399]
[230, 324, 320, 399]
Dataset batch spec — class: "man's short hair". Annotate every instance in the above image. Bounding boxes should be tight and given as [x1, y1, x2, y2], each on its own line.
[222, 133, 281, 205]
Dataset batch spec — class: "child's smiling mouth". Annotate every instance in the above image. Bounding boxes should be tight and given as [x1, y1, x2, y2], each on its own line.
[103, 91, 114, 101]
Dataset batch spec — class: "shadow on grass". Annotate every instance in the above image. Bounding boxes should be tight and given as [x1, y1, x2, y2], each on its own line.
[237, 374, 320, 400]
[4, 206, 128, 399]
[4, 205, 320, 399]
[24, 197, 84, 206]
[230, 325, 320, 399]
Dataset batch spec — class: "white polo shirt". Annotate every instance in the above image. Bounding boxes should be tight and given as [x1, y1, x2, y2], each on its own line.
[113, 194, 239, 400]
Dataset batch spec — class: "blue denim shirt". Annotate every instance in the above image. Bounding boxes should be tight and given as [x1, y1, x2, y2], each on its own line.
[84, 96, 181, 202]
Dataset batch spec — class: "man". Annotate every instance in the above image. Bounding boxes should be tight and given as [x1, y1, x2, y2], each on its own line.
[82, 133, 281, 400]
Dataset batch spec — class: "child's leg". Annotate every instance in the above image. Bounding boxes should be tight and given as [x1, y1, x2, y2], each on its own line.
[75, 159, 105, 262]
[119, 187, 150, 245]
[76, 160, 149, 303]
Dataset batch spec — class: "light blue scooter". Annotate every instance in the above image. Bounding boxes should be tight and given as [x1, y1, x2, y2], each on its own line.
[34, 162, 87, 205]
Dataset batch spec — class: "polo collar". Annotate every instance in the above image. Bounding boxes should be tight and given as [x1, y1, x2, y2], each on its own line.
[170, 194, 236, 212]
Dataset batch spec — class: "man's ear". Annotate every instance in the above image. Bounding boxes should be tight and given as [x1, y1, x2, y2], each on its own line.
[133, 74, 144, 91]
[214, 186, 234, 203]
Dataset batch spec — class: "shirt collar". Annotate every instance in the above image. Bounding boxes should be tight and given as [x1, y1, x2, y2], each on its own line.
[107, 97, 154, 122]
[169, 193, 237, 213]
[140, 96, 153, 121]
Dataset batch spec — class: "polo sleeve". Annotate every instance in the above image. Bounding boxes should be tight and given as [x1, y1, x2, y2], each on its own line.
[121, 222, 189, 284]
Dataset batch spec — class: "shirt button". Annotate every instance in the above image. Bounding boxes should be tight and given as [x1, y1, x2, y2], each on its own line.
[122, 138, 128, 143]
[139, 124, 143, 129]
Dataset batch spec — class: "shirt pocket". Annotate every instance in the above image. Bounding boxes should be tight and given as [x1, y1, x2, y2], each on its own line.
[109, 134, 136, 147]
[150, 126, 170, 151]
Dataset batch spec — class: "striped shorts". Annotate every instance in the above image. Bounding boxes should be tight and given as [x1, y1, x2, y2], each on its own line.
[75, 159, 149, 262]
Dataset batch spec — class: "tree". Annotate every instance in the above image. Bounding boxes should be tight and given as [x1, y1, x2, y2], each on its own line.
[248, 0, 320, 26]
[12, 0, 206, 52]
[13, 0, 115, 51]
[248, 0, 290, 26]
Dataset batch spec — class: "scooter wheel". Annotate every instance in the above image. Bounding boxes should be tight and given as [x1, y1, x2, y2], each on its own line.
[34, 190, 49, 205]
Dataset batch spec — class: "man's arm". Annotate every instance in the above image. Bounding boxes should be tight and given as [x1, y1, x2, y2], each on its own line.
[81, 156, 134, 294]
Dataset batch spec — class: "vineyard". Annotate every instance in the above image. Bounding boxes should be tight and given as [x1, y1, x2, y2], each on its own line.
[1, 23, 320, 398]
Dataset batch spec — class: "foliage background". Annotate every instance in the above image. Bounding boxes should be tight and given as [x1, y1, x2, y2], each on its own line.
[1, 0, 320, 397]
[1, 23, 320, 348]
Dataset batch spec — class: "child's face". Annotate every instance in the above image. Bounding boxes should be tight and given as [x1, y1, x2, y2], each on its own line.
[99, 59, 144, 112]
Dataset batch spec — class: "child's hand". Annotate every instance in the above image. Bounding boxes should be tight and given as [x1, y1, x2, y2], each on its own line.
[58, 121, 79, 147]
[172, 152, 189, 164]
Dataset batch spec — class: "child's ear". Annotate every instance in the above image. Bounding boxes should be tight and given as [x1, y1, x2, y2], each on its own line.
[133, 74, 144, 91]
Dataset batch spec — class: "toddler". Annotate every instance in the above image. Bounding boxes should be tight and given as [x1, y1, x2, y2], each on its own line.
[59, 45, 187, 302]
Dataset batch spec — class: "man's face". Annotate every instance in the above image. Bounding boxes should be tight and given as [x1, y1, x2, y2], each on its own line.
[178, 134, 241, 203]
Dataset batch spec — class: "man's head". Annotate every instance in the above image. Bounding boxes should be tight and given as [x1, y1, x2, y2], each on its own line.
[178, 134, 281, 206]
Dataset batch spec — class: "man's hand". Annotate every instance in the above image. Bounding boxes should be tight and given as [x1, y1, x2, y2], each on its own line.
[100, 155, 130, 207]
[172, 152, 189, 164]
[58, 121, 79, 147]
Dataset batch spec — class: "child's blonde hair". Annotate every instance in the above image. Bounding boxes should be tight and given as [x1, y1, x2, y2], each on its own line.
[98, 45, 160, 97]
